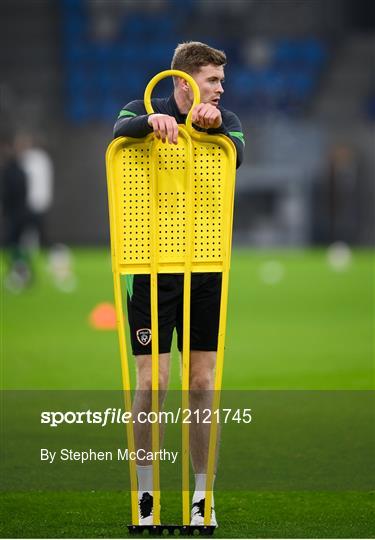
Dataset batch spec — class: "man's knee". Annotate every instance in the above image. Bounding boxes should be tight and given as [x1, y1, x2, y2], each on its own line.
[189, 361, 216, 391]
[189, 350, 216, 391]
[136, 353, 170, 391]
[137, 374, 169, 392]
[189, 372, 213, 391]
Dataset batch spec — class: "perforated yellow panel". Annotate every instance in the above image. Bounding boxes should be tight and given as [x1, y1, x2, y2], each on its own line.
[192, 141, 225, 262]
[155, 138, 188, 264]
[106, 127, 236, 275]
[119, 142, 152, 265]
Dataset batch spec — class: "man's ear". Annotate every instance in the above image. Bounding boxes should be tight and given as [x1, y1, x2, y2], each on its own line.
[179, 77, 190, 93]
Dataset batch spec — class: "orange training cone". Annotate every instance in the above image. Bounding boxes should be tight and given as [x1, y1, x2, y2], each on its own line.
[89, 302, 117, 330]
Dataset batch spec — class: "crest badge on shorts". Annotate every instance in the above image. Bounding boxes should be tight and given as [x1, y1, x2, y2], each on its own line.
[136, 328, 152, 346]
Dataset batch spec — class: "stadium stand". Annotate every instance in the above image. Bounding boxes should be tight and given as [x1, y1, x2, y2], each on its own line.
[60, 0, 329, 122]
[1, 0, 373, 246]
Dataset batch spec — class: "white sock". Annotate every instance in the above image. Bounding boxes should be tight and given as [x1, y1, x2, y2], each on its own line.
[193, 473, 215, 507]
[137, 465, 153, 499]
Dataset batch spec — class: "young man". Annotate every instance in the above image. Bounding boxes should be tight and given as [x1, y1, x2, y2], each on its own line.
[113, 41, 244, 527]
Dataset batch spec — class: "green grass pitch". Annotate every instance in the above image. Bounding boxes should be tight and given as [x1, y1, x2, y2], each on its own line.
[1, 248, 374, 538]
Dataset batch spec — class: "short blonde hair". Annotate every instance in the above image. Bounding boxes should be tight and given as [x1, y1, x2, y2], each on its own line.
[171, 41, 226, 75]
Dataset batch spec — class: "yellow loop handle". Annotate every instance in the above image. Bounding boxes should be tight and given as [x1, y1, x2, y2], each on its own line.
[144, 69, 200, 133]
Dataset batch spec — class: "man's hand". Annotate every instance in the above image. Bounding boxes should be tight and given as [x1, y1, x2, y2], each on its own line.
[148, 114, 178, 144]
[191, 103, 222, 130]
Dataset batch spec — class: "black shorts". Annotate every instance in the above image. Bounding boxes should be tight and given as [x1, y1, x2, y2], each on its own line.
[126, 273, 222, 355]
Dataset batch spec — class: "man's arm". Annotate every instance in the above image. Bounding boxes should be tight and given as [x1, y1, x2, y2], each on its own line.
[207, 110, 245, 169]
[114, 101, 245, 165]
[191, 105, 244, 169]
[113, 101, 153, 139]
[114, 101, 178, 144]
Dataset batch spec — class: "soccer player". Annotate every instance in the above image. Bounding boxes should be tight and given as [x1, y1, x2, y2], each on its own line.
[113, 41, 244, 527]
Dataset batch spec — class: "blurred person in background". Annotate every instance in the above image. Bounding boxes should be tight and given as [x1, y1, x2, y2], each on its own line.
[14, 132, 76, 292]
[15, 132, 54, 250]
[327, 144, 360, 244]
[0, 134, 31, 292]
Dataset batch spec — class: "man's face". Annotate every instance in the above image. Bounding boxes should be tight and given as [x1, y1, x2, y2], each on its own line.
[189, 64, 225, 107]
